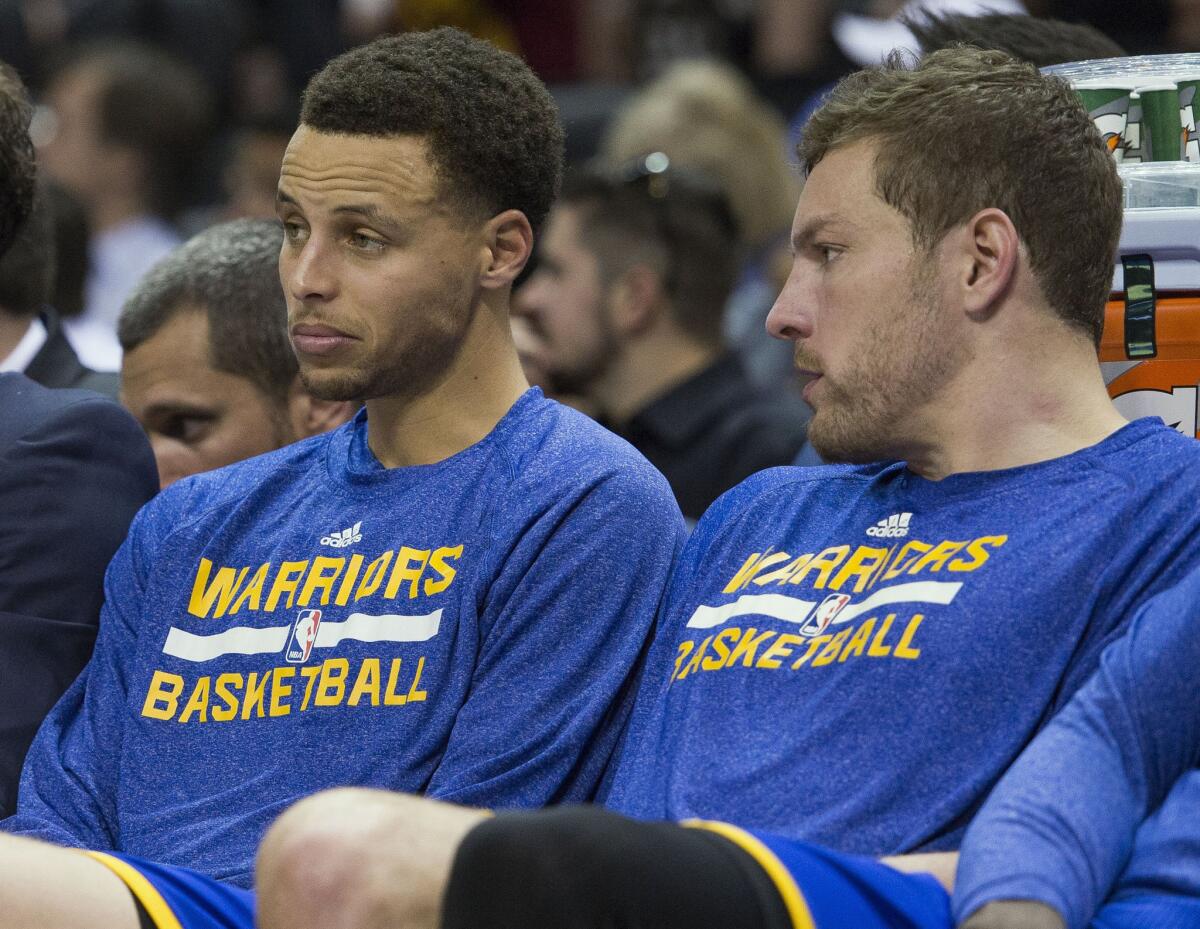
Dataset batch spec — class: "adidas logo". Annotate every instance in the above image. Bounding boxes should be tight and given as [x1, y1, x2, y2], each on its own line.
[320, 521, 363, 548]
[866, 513, 912, 539]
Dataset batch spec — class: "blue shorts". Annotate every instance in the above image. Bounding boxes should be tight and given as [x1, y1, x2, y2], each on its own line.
[687, 821, 953, 929]
[86, 852, 253, 929]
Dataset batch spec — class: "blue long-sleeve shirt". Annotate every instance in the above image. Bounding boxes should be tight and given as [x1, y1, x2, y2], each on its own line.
[3, 390, 685, 886]
[955, 564, 1200, 929]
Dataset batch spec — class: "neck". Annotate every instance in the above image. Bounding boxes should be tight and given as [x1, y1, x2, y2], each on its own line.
[0, 311, 32, 364]
[901, 325, 1126, 480]
[364, 296, 529, 468]
[593, 324, 720, 426]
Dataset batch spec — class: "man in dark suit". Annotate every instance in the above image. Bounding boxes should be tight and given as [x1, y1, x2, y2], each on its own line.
[0, 375, 156, 816]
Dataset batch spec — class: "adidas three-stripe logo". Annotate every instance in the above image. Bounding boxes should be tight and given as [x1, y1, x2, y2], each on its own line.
[866, 512, 912, 538]
[320, 521, 363, 548]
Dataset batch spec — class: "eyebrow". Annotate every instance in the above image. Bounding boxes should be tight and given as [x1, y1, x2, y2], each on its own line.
[275, 190, 402, 230]
[791, 215, 857, 252]
[141, 401, 218, 419]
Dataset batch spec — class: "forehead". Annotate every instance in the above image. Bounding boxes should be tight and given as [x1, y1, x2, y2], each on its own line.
[278, 125, 441, 212]
[792, 138, 907, 238]
[122, 309, 251, 405]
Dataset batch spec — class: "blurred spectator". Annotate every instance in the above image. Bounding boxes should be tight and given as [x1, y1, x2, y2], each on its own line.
[516, 159, 807, 521]
[602, 60, 801, 392]
[118, 219, 354, 489]
[0, 182, 116, 398]
[37, 40, 214, 371]
[221, 111, 295, 221]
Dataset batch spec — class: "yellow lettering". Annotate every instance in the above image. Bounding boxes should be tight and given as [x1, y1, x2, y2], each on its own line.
[298, 557, 345, 606]
[212, 673, 242, 722]
[677, 635, 712, 681]
[949, 536, 1008, 572]
[829, 546, 889, 593]
[728, 628, 776, 667]
[701, 627, 741, 670]
[883, 541, 931, 581]
[384, 658, 408, 705]
[868, 615, 896, 657]
[812, 628, 853, 667]
[754, 554, 812, 586]
[348, 658, 382, 707]
[789, 545, 850, 590]
[270, 666, 295, 716]
[424, 545, 463, 596]
[315, 658, 350, 706]
[756, 633, 805, 669]
[724, 552, 790, 593]
[406, 657, 428, 703]
[178, 676, 211, 723]
[671, 641, 695, 682]
[141, 671, 184, 720]
[187, 559, 248, 619]
[265, 561, 309, 612]
[229, 563, 270, 615]
[838, 619, 875, 661]
[385, 547, 430, 599]
[355, 551, 394, 601]
[909, 541, 967, 574]
[299, 665, 322, 710]
[894, 615, 924, 659]
[791, 635, 830, 669]
[241, 672, 268, 719]
[335, 554, 365, 606]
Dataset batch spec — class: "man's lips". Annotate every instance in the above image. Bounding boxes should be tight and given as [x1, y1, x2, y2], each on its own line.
[796, 368, 823, 404]
[291, 323, 357, 357]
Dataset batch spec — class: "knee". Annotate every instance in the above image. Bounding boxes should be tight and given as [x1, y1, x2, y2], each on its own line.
[257, 788, 483, 929]
[256, 788, 382, 929]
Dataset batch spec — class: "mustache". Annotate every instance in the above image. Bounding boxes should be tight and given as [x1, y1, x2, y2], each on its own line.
[792, 348, 822, 373]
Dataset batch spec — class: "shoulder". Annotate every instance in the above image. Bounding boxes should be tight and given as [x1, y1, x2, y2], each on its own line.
[497, 394, 678, 505]
[0, 374, 145, 459]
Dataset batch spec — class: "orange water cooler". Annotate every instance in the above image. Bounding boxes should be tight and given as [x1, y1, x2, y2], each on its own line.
[1101, 205, 1200, 437]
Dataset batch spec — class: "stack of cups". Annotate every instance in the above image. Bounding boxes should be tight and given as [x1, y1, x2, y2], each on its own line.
[1045, 55, 1200, 165]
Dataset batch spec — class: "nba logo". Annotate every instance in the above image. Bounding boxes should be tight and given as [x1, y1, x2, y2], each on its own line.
[799, 593, 851, 637]
[285, 609, 322, 664]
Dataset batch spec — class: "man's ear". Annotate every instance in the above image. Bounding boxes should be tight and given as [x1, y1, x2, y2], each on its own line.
[609, 264, 666, 336]
[479, 209, 534, 290]
[954, 208, 1020, 322]
[286, 377, 356, 439]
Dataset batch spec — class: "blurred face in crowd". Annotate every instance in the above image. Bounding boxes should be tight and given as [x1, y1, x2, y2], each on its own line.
[766, 139, 967, 463]
[276, 126, 483, 403]
[121, 308, 295, 488]
[514, 203, 618, 395]
[38, 64, 112, 207]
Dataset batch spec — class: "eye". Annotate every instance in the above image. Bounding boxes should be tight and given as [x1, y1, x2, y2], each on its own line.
[348, 230, 385, 252]
[281, 219, 307, 245]
[160, 414, 213, 444]
[814, 244, 843, 266]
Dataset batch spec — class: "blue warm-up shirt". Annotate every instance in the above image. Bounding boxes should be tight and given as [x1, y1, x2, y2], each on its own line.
[4, 389, 684, 886]
[956, 564, 1200, 929]
[602, 418, 1200, 856]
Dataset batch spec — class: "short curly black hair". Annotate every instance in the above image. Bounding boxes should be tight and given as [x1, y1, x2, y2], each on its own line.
[301, 27, 563, 236]
[0, 63, 35, 261]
